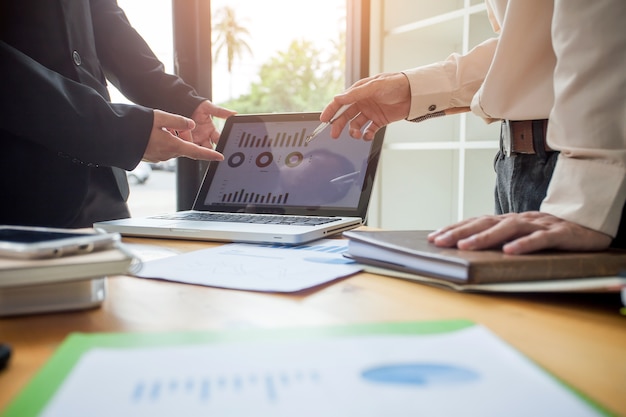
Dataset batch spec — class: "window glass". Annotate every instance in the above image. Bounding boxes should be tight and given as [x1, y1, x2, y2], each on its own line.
[108, 0, 346, 217]
[108, 0, 174, 104]
[107, 0, 176, 217]
[211, 0, 346, 116]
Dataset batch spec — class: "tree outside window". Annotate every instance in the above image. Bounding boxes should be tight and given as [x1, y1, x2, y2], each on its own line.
[211, 0, 346, 114]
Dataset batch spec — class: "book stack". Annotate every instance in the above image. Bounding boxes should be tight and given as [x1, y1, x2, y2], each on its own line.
[0, 245, 135, 316]
[343, 230, 626, 293]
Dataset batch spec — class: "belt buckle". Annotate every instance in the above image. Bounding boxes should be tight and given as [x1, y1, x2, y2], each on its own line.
[501, 120, 512, 157]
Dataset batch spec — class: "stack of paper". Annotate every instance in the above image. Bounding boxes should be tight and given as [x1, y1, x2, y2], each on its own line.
[0, 245, 134, 316]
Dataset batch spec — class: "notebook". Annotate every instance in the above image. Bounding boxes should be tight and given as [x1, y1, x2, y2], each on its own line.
[95, 112, 385, 245]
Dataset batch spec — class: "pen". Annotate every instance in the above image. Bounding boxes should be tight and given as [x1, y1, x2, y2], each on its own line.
[305, 104, 352, 143]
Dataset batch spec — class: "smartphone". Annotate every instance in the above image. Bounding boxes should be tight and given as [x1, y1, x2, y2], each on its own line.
[0, 226, 121, 259]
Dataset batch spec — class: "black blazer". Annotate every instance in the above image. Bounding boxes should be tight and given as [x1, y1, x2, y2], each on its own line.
[0, 0, 205, 227]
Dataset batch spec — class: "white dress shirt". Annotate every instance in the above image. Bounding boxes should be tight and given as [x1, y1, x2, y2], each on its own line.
[402, 0, 626, 238]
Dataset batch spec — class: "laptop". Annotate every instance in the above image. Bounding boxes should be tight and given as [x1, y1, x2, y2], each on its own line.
[95, 112, 385, 245]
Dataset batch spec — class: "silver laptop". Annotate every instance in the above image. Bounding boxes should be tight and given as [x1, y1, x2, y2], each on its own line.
[95, 112, 385, 245]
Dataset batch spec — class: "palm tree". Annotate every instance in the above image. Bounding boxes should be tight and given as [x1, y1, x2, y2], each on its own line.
[213, 6, 253, 98]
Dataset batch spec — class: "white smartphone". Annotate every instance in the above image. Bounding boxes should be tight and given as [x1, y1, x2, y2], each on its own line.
[0, 225, 121, 259]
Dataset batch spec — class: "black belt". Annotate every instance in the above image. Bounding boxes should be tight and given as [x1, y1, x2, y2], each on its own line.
[501, 119, 554, 156]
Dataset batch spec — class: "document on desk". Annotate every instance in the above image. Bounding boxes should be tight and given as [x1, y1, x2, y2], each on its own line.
[133, 239, 362, 292]
[4, 321, 607, 417]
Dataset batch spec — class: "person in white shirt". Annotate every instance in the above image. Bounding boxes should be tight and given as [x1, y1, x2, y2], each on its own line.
[321, 0, 626, 254]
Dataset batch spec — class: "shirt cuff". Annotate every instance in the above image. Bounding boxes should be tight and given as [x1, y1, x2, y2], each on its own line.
[541, 155, 626, 238]
[402, 64, 454, 121]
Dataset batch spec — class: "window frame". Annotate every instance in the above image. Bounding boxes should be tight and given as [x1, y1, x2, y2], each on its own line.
[172, 0, 370, 210]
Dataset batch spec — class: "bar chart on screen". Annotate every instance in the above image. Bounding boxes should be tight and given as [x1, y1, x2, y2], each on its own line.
[236, 128, 309, 149]
[219, 188, 289, 204]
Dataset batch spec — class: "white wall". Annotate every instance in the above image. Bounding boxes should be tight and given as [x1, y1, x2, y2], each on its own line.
[367, 0, 500, 231]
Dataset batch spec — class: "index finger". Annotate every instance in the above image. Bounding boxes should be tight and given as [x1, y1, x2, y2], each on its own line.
[320, 99, 346, 123]
[203, 101, 237, 120]
[154, 109, 195, 132]
[176, 140, 224, 162]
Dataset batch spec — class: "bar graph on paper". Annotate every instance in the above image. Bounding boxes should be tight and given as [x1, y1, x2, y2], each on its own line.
[130, 369, 321, 405]
[256, 243, 347, 253]
[38, 326, 602, 417]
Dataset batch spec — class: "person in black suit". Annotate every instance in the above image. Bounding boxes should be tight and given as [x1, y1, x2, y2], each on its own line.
[0, 0, 235, 228]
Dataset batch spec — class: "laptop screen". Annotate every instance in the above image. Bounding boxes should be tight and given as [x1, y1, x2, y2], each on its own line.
[193, 113, 385, 218]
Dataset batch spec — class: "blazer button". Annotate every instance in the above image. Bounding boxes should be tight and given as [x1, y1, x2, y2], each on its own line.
[428, 104, 437, 112]
[72, 50, 82, 66]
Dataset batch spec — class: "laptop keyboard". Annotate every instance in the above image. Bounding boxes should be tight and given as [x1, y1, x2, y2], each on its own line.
[150, 212, 339, 226]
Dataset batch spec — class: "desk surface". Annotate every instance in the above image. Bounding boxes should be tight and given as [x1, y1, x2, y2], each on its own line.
[1, 236, 625, 416]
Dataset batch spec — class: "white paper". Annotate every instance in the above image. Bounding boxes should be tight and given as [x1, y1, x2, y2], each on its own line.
[40, 326, 601, 417]
[134, 239, 361, 292]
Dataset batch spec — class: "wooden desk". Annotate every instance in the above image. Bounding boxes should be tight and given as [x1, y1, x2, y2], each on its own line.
[1, 236, 625, 415]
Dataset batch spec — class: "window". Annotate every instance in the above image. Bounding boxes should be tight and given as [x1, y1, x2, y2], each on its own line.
[367, 0, 499, 230]
[108, 0, 176, 217]
[210, 0, 346, 115]
[108, 0, 350, 217]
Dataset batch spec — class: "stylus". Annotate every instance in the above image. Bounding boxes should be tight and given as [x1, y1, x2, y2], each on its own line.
[305, 104, 352, 143]
[330, 170, 360, 184]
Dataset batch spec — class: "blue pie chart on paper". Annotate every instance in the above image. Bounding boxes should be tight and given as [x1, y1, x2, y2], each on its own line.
[361, 363, 479, 386]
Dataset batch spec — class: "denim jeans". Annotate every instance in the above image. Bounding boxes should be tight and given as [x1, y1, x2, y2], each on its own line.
[494, 150, 559, 215]
[494, 129, 626, 248]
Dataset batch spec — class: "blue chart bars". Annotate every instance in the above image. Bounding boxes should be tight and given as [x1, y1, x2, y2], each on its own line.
[130, 369, 322, 405]
[221, 189, 289, 205]
[237, 129, 309, 148]
[219, 127, 315, 205]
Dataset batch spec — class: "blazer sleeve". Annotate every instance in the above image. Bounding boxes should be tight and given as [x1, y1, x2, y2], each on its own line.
[0, 40, 151, 171]
[89, 0, 206, 117]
